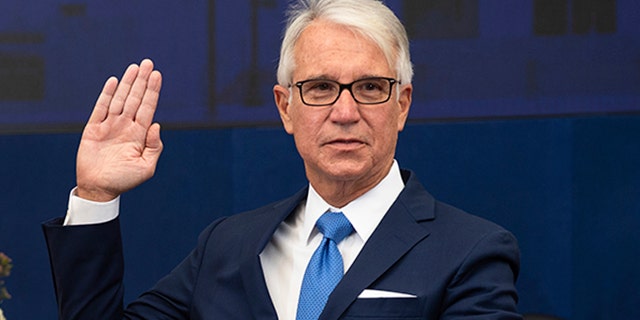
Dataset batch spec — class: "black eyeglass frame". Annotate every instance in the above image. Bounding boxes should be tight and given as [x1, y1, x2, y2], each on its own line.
[293, 77, 399, 107]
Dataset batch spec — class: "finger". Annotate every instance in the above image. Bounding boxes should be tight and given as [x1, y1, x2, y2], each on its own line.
[122, 59, 155, 118]
[108, 63, 139, 116]
[88, 76, 118, 124]
[135, 70, 162, 128]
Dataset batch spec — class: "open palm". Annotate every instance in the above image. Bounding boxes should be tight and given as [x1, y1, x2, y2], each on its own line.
[76, 59, 163, 202]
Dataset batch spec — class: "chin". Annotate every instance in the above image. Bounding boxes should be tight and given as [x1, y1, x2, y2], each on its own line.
[322, 162, 371, 181]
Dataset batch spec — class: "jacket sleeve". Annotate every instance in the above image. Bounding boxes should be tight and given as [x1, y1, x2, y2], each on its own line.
[441, 229, 522, 320]
[43, 217, 126, 319]
[42, 216, 224, 320]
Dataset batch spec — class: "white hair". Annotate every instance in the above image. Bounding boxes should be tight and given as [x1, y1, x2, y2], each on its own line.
[276, 0, 413, 86]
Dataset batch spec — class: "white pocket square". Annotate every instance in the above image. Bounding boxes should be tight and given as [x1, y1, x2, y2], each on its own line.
[357, 289, 417, 299]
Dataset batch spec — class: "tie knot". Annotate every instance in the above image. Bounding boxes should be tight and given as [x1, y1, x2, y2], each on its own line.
[316, 211, 353, 243]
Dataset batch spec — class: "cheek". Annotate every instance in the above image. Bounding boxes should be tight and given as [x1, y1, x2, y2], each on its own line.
[290, 112, 322, 151]
[366, 107, 400, 133]
[291, 108, 326, 135]
[369, 110, 401, 151]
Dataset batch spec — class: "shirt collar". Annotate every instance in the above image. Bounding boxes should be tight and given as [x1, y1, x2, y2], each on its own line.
[302, 160, 405, 244]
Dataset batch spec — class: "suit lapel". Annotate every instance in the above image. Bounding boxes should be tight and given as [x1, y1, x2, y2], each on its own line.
[239, 188, 308, 319]
[320, 171, 435, 320]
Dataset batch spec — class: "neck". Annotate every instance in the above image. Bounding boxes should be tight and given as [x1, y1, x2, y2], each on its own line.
[309, 162, 394, 208]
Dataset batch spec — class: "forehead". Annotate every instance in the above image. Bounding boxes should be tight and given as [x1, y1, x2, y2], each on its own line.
[292, 20, 393, 80]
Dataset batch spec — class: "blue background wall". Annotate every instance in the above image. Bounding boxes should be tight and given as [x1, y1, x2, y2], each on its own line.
[1, 0, 640, 319]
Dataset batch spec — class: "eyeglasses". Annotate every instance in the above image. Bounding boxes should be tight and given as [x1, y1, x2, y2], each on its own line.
[294, 77, 398, 107]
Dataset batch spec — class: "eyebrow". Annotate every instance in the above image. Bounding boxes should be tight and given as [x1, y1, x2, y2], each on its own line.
[301, 74, 388, 82]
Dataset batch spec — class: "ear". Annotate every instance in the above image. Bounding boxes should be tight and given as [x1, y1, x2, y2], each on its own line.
[396, 83, 412, 132]
[273, 84, 294, 134]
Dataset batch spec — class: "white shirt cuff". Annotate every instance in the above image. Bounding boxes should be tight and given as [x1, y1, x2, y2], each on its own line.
[63, 187, 120, 226]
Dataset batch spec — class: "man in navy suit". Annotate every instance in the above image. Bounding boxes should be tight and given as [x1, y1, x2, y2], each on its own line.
[43, 0, 521, 319]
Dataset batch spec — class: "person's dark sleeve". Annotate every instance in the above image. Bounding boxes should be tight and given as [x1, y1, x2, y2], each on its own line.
[441, 230, 522, 320]
[43, 216, 225, 320]
[43, 217, 125, 319]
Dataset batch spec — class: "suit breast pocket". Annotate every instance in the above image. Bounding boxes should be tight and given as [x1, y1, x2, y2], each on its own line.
[341, 297, 424, 319]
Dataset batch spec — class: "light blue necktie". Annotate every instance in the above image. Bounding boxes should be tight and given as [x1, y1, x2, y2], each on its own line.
[296, 211, 354, 320]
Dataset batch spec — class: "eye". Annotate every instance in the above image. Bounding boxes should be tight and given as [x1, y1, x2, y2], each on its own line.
[356, 79, 385, 92]
[364, 82, 382, 91]
[308, 81, 335, 92]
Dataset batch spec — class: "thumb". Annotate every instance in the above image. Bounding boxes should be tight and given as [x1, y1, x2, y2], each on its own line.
[143, 123, 163, 163]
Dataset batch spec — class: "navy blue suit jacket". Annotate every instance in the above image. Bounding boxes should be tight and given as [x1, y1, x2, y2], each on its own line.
[43, 170, 521, 319]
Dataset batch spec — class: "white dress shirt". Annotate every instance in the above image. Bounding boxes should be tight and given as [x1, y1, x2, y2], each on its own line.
[64, 161, 405, 320]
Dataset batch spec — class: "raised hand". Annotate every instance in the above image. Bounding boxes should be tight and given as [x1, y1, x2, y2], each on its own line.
[76, 59, 163, 202]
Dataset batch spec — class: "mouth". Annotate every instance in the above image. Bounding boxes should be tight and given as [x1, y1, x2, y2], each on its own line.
[324, 138, 366, 149]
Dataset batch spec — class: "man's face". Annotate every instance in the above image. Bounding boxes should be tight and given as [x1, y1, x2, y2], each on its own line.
[274, 20, 412, 197]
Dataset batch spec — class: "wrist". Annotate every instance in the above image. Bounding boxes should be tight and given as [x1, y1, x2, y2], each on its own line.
[75, 185, 118, 202]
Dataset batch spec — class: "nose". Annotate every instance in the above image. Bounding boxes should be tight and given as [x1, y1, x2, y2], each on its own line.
[330, 89, 361, 124]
